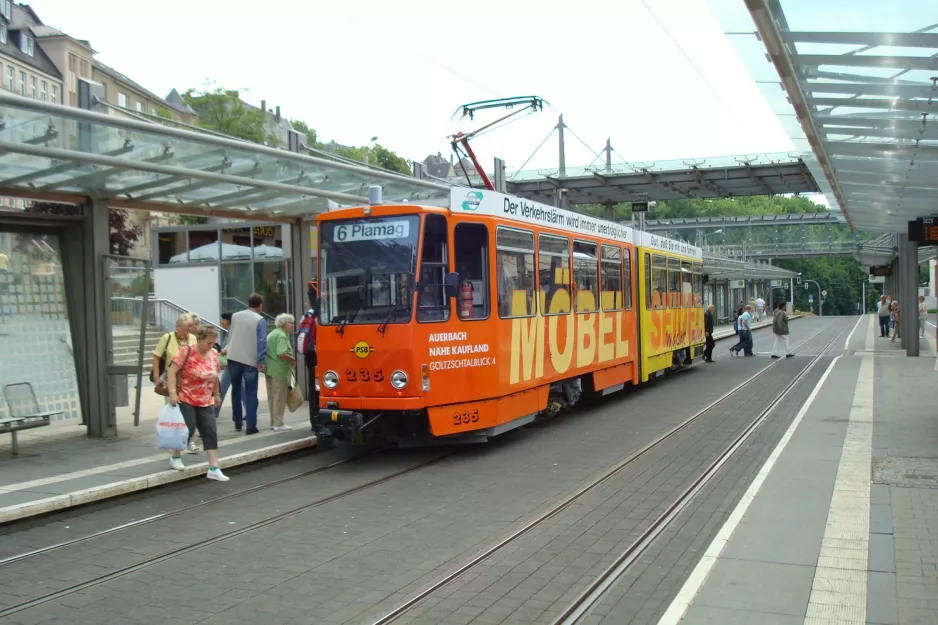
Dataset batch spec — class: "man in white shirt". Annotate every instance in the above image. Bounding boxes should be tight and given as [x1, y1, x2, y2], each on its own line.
[754, 296, 765, 322]
[740, 305, 755, 356]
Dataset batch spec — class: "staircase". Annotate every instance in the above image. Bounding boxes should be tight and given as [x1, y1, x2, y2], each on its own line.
[112, 326, 166, 371]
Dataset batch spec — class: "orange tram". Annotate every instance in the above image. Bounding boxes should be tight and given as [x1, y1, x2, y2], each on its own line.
[312, 188, 705, 448]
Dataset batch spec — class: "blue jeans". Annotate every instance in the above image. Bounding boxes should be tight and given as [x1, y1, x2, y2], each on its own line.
[227, 360, 259, 430]
[215, 368, 245, 419]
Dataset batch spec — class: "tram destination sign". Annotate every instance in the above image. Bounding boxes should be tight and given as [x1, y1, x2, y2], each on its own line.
[333, 220, 410, 242]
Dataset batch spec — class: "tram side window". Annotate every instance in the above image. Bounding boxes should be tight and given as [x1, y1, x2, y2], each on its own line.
[453, 222, 490, 320]
[652, 254, 667, 310]
[539, 234, 571, 315]
[681, 260, 693, 308]
[667, 257, 681, 308]
[623, 248, 632, 310]
[600, 245, 622, 312]
[496, 227, 536, 318]
[417, 214, 450, 323]
[573, 240, 599, 313]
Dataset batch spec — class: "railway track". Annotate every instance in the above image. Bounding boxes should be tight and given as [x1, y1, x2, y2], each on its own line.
[368, 319, 846, 625]
[0, 452, 450, 620]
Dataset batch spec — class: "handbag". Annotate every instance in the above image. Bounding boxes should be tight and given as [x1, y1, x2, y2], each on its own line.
[154, 346, 192, 397]
[286, 373, 304, 413]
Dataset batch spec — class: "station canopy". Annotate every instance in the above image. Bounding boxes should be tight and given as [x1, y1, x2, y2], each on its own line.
[0, 93, 451, 219]
[709, 0, 938, 234]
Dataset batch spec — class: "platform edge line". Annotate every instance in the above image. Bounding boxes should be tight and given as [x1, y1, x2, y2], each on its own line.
[655, 354, 843, 625]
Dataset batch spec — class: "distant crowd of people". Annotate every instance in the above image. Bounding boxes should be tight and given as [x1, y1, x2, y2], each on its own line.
[702, 296, 792, 362]
[151, 291, 319, 482]
[876, 294, 928, 342]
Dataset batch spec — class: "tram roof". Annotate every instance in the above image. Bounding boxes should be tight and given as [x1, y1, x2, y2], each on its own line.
[0, 93, 451, 220]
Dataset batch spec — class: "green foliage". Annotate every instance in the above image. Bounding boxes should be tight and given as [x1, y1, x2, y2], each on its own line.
[129, 274, 152, 296]
[183, 81, 279, 146]
[152, 107, 173, 120]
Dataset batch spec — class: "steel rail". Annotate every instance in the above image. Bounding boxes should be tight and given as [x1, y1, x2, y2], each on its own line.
[367, 320, 843, 625]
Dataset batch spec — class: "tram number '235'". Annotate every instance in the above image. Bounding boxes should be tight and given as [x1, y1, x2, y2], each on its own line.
[453, 409, 480, 427]
[344, 368, 384, 382]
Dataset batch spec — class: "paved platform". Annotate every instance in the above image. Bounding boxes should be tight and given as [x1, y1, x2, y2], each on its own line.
[0, 317, 784, 526]
[659, 314, 938, 625]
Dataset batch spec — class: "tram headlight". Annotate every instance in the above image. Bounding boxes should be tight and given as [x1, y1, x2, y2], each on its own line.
[390, 370, 408, 389]
[322, 370, 339, 389]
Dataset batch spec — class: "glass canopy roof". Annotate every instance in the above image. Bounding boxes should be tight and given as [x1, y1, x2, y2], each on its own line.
[708, 0, 938, 234]
[0, 93, 451, 219]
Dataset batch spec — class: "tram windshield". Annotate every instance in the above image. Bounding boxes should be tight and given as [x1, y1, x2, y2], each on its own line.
[319, 215, 420, 326]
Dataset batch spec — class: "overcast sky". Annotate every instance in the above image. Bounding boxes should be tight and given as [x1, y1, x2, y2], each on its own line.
[30, 0, 796, 174]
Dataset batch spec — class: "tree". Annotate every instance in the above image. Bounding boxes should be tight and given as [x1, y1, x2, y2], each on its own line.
[183, 81, 278, 146]
[24, 201, 141, 255]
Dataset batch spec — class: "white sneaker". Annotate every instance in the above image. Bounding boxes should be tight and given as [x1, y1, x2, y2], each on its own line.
[206, 468, 230, 482]
[273, 425, 293, 431]
[169, 457, 185, 471]
[186, 442, 202, 454]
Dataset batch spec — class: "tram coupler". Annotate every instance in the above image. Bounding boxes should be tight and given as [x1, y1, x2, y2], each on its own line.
[314, 409, 364, 446]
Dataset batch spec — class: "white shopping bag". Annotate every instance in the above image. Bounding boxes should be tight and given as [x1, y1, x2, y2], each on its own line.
[155, 404, 188, 451]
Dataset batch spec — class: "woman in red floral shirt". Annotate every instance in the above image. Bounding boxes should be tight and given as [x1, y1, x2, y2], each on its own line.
[166, 324, 229, 481]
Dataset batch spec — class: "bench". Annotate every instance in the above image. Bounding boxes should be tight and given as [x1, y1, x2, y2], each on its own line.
[2, 383, 59, 455]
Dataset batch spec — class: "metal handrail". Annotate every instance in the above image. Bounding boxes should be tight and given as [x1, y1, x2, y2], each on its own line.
[111, 296, 226, 337]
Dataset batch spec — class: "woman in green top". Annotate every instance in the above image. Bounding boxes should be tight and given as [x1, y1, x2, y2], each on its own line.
[265, 313, 296, 431]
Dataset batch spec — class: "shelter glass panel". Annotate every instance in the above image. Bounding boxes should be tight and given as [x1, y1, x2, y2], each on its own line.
[496, 227, 535, 318]
[221, 227, 252, 261]
[600, 245, 622, 312]
[158, 231, 187, 265]
[0, 229, 81, 423]
[254, 261, 288, 318]
[220, 262, 253, 313]
[187, 229, 219, 263]
[251, 225, 284, 261]
[652, 254, 666, 310]
[572, 241, 598, 313]
[539, 234, 570, 315]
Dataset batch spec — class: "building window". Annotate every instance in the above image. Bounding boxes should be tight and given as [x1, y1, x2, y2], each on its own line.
[40, 80, 46, 101]
[0, 0, 10, 20]
[29, 76, 36, 99]
[80, 60, 88, 78]
[69, 90, 76, 106]
[68, 54, 77, 73]
[18, 71, 24, 95]
[20, 34, 34, 57]
[0, 24, 7, 45]
[6, 66, 12, 91]
[118, 92, 127, 107]
[51, 85, 58, 104]
[136, 101, 143, 112]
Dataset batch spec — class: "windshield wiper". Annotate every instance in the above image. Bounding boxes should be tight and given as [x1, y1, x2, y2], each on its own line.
[377, 290, 408, 337]
[336, 308, 360, 337]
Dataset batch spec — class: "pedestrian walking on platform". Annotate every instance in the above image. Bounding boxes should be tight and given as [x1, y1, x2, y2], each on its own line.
[918, 295, 928, 339]
[730, 306, 745, 356]
[771, 301, 793, 359]
[226, 293, 267, 435]
[703, 304, 716, 363]
[296, 285, 319, 432]
[755, 296, 765, 322]
[877, 295, 890, 337]
[266, 313, 296, 431]
[152, 314, 201, 454]
[166, 324, 229, 481]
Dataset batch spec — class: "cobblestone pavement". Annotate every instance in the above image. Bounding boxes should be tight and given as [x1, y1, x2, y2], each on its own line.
[0, 318, 844, 625]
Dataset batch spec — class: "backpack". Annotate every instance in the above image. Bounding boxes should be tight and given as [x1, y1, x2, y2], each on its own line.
[296, 309, 317, 355]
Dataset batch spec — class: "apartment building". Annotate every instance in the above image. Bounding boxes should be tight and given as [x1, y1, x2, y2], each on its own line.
[93, 62, 198, 125]
[0, 1, 64, 210]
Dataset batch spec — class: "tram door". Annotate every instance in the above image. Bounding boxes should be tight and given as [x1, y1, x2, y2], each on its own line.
[452, 222, 490, 320]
